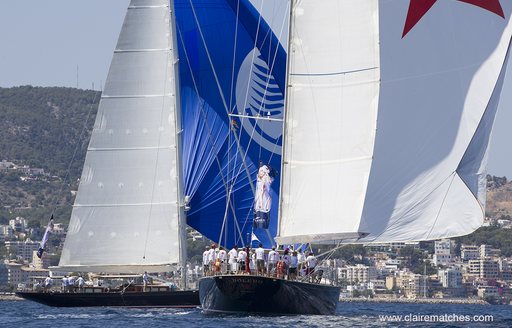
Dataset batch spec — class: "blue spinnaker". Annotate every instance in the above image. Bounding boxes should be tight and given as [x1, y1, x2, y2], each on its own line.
[175, 0, 287, 248]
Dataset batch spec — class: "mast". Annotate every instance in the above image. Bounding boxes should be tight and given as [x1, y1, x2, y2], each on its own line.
[276, 0, 294, 241]
[169, 0, 187, 290]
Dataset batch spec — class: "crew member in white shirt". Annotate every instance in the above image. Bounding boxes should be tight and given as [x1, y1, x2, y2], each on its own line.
[207, 245, 216, 271]
[267, 246, 279, 277]
[202, 246, 210, 276]
[238, 248, 248, 274]
[255, 243, 265, 275]
[289, 251, 298, 280]
[228, 246, 238, 273]
[306, 252, 318, 282]
[297, 249, 306, 270]
[77, 275, 85, 292]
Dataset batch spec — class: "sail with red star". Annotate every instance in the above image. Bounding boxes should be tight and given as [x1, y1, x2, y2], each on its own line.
[276, 0, 512, 244]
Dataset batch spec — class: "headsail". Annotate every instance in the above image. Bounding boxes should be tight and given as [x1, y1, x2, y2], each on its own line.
[175, 0, 288, 247]
[58, 0, 182, 273]
[276, 0, 512, 244]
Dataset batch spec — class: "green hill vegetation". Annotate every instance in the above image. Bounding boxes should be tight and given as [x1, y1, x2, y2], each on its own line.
[0, 86, 99, 224]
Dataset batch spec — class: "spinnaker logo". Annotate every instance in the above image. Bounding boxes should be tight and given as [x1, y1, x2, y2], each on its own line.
[235, 48, 284, 155]
[403, 0, 504, 37]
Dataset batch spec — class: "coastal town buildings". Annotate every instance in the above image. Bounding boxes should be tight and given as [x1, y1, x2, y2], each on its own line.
[5, 239, 39, 262]
[398, 272, 428, 298]
[461, 245, 479, 261]
[479, 244, 500, 259]
[468, 259, 500, 279]
[5, 262, 48, 287]
[9, 217, 27, 233]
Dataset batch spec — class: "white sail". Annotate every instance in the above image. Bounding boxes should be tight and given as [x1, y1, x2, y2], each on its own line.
[58, 0, 181, 273]
[276, 0, 512, 245]
[276, 0, 380, 244]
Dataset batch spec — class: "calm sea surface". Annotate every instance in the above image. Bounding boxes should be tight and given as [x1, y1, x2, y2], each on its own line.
[1, 300, 512, 328]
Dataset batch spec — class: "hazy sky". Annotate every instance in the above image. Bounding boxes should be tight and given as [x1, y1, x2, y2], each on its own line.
[0, 0, 510, 177]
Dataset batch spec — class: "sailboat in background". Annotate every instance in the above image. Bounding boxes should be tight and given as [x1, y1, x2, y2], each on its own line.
[196, 0, 512, 315]
[16, 0, 199, 307]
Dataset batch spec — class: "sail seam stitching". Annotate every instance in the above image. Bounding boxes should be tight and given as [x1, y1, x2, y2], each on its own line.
[73, 202, 177, 207]
[364, 172, 456, 242]
[128, 5, 169, 9]
[101, 94, 173, 99]
[290, 66, 378, 77]
[425, 172, 457, 240]
[88, 146, 176, 151]
[114, 49, 171, 53]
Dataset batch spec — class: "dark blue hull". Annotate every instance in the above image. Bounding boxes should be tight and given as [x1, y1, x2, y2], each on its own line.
[199, 275, 340, 315]
[16, 290, 200, 308]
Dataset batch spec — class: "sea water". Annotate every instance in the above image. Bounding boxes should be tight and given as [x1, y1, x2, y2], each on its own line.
[1, 300, 511, 327]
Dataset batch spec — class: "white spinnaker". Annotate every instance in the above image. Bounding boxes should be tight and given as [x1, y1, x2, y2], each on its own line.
[58, 0, 181, 273]
[358, 0, 512, 243]
[277, 0, 512, 245]
[276, 0, 380, 244]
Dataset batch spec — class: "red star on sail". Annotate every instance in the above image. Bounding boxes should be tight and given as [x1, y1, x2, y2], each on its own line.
[402, 0, 505, 38]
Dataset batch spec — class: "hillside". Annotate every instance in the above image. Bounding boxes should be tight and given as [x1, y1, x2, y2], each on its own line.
[486, 175, 512, 219]
[0, 86, 99, 224]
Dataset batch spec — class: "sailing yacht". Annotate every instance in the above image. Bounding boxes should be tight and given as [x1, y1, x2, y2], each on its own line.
[193, 0, 512, 315]
[16, 0, 199, 307]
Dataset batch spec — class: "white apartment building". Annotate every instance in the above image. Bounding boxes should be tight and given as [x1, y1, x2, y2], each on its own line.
[438, 268, 462, 289]
[433, 239, 453, 266]
[340, 264, 377, 284]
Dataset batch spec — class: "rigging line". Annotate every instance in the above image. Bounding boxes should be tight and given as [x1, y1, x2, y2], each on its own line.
[188, 0, 256, 197]
[231, 207, 246, 246]
[142, 30, 172, 264]
[298, 242, 342, 283]
[176, 24, 231, 196]
[240, 0, 264, 123]
[228, 0, 241, 114]
[235, 206, 253, 246]
[218, 192, 230, 248]
[186, 2, 259, 248]
[425, 172, 457, 240]
[224, 0, 265, 207]
[366, 172, 458, 243]
[229, 3, 288, 236]
[267, 134, 282, 164]
[50, 91, 99, 217]
[234, 0, 288, 152]
[227, 1, 285, 205]
[177, 24, 245, 242]
[231, 0, 288, 184]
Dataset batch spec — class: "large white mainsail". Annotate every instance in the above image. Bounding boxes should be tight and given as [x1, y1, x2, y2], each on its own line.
[276, 0, 512, 245]
[58, 0, 183, 273]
